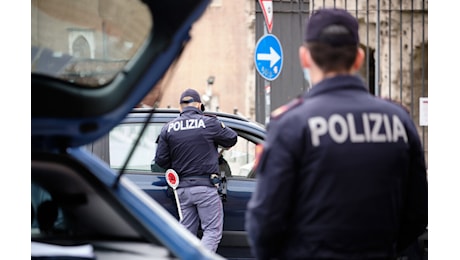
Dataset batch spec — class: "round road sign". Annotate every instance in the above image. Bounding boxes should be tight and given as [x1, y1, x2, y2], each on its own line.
[254, 34, 283, 81]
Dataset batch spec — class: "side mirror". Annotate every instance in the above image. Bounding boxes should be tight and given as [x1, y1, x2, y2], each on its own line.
[151, 161, 166, 173]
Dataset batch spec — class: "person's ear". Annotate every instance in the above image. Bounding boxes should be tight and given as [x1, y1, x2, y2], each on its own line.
[353, 47, 365, 71]
[298, 45, 311, 69]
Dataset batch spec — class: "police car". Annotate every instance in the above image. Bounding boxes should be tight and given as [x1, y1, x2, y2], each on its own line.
[88, 108, 266, 259]
[31, 0, 225, 259]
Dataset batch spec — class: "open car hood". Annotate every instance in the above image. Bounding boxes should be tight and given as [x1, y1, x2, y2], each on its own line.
[32, 0, 211, 151]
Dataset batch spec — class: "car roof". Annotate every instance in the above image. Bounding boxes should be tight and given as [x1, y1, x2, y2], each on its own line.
[131, 107, 255, 121]
[125, 108, 266, 141]
[31, 0, 212, 150]
[130, 107, 264, 125]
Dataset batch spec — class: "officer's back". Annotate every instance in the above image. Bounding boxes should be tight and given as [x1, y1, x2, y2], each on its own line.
[245, 8, 428, 260]
[159, 106, 236, 178]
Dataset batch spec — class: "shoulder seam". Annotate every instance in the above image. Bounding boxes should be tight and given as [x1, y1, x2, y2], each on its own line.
[270, 97, 303, 119]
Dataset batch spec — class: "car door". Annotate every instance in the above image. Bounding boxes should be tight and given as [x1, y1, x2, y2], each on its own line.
[89, 109, 265, 258]
[32, 0, 224, 259]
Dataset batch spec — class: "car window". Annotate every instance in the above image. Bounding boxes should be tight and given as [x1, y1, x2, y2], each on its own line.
[31, 182, 67, 235]
[221, 136, 256, 178]
[109, 122, 257, 178]
[31, 0, 151, 87]
[109, 123, 162, 171]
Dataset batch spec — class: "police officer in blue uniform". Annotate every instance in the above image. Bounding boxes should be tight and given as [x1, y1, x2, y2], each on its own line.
[245, 8, 428, 260]
[155, 88, 237, 252]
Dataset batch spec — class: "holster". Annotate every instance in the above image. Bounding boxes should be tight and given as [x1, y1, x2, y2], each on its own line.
[210, 174, 226, 202]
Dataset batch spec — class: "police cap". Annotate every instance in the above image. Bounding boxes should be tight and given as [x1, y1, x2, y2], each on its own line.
[179, 88, 202, 104]
[304, 8, 360, 47]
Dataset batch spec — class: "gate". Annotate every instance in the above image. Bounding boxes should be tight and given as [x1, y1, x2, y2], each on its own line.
[255, 0, 428, 163]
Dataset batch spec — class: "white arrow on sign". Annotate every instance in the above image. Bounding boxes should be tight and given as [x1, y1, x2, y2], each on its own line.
[256, 47, 281, 68]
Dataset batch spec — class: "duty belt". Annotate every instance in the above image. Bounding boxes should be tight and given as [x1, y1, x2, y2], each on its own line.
[177, 175, 217, 188]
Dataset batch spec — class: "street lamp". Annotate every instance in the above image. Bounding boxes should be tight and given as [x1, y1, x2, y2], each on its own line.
[202, 76, 215, 110]
[207, 76, 215, 86]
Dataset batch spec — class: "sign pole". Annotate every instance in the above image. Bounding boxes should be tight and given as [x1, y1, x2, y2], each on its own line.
[256, 0, 284, 126]
[263, 25, 271, 125]
[259, 0, 274, 125]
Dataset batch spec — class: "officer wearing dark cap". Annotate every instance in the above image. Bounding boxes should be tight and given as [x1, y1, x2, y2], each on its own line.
[245, 8, 428, 260]
[155, 88, 237, 252]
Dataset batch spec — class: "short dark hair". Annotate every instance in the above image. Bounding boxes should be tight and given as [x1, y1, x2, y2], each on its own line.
[306, 42, 358, 73]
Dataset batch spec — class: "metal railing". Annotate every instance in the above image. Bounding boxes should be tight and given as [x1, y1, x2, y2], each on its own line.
[260, 0, 428, 163]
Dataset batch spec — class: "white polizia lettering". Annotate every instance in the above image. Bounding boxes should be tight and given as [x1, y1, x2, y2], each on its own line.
[308, 113, 408, 146]
[167, 119, 206, 132]
[329, 114, 348, 144]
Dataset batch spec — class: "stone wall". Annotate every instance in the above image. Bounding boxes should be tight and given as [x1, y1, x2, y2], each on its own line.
[311, 0, 428, 162]
[146, 0, 257, 119]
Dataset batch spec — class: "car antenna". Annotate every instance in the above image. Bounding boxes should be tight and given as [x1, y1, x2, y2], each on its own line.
[113, 106, 156, 189]
[111, 52, 183, 188]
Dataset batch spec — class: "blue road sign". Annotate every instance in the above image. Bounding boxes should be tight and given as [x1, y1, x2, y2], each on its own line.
[254, 34, 283, 81]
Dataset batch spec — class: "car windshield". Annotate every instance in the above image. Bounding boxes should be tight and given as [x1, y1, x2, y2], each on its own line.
[31, 0, 151, 87]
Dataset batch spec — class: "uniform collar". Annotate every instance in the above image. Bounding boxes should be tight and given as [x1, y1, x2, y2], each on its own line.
[180, 106, 203, 115]
[304, 75, 368, 99]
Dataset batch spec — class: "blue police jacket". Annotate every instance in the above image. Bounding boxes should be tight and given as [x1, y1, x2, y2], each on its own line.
[155, 106, 237, 181]
[245, 75, 428, 259]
